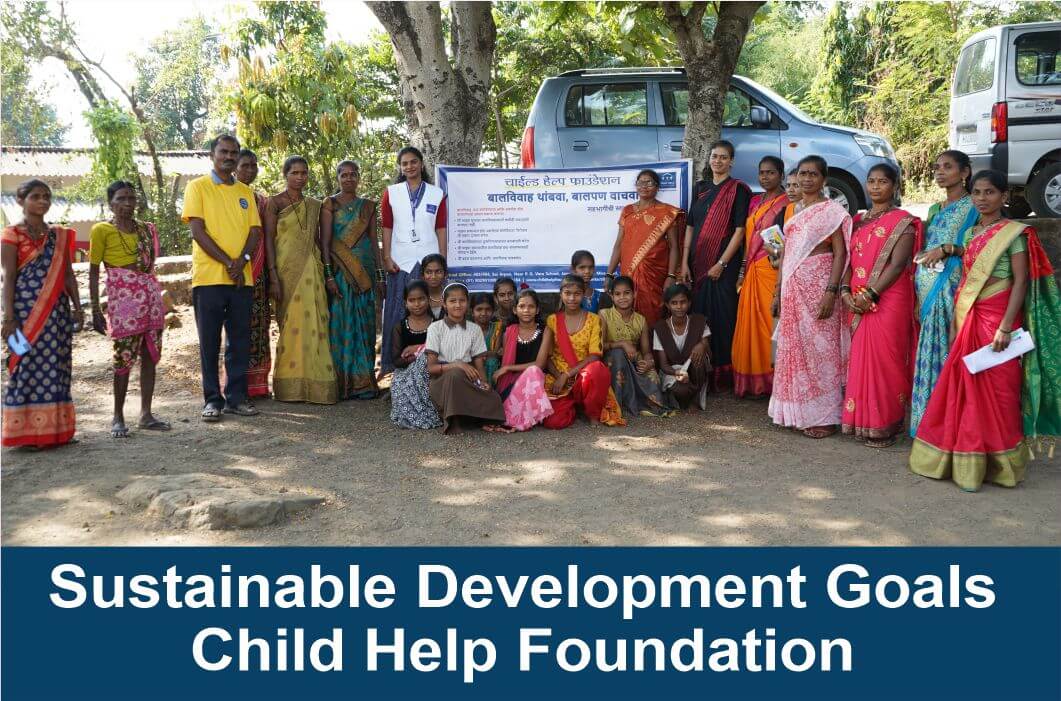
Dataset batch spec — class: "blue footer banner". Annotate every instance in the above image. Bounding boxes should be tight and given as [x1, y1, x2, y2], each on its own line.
[3, 547, 1059, 699]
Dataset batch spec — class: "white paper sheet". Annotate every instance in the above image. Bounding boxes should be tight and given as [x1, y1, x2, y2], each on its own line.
[962, 327, 1034, 374]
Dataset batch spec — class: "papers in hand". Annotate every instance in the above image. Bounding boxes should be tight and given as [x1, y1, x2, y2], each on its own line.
[962, 327, 1034, 374]
[913, 252, 945, 273]
[759, 224, 783, 250]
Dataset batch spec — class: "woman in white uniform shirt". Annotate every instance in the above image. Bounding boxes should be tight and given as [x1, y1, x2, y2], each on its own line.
[380, 146, 448, 375]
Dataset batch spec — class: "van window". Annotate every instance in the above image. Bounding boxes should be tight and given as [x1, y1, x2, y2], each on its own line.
[661, 83, 762, 127]
[1015, 31, 1061, 86]
[954, 38, 997, 96]
[564, 83, 648, 126]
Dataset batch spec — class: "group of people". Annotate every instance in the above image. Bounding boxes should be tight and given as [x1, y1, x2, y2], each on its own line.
[3, 134, 1059, 493]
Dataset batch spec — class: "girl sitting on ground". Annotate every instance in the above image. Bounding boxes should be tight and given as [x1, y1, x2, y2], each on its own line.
[493, 277, 517, 323]
[493, 288, 555, 431]
[600, 276, 673, 417]
[420, 253, 448, 321]
[471, 292, 503, 386]
[425, 283, 509, 434]
[389, 281, 442, 429]
[653, 283, 712, 411]
[543, 274, 625, 428]
[570, 249, 611, 313]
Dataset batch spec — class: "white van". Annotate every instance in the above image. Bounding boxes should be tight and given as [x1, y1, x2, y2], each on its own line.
[950, 21, 1061, 217]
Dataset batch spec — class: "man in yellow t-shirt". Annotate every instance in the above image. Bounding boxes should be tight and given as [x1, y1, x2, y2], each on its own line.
[181, 134, 263, 422]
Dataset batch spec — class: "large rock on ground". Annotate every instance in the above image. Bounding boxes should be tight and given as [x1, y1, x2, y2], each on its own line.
[117, 473, 324, 530]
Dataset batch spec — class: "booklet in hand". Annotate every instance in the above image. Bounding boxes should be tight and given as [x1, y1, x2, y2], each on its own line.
[962, 327, 1034, 374]
[759, 224, 783, 250]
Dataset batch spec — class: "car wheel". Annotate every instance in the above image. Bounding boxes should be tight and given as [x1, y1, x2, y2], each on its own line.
[1027, 162, 1061, 218]
[826, 176, 859, 215]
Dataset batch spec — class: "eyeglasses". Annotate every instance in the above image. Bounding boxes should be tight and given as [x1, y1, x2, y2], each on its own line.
[635, 180, 657, 187]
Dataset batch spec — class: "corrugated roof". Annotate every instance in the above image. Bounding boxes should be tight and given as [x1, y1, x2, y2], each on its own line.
[1, 194, 106, 224]
[0, 146, 212, 178]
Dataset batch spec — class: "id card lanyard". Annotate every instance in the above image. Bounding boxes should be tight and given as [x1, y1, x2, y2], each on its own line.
[408, 181, 426, 243]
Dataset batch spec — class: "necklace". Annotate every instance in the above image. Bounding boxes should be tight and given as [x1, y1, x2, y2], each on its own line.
[20, 219, 47, 240]
[110, 217, 142, 259]
[281, 191, 306, 232]
[517, 326, 541, 343]
[668, 315, 688, 336]
[864, 205, 893, 222]
[796, 197, 823, 213]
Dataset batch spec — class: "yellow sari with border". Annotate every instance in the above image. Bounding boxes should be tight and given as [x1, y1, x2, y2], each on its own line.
[273, 197, 338, 404]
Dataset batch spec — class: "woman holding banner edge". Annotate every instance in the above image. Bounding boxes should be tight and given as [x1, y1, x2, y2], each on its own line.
[380, 146, 447, 377]
[605, 168, 683, 328]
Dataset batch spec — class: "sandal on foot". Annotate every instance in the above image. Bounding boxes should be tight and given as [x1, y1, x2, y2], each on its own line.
[223, 402, 260, 416]
[201, 406, 222, 423]
[865, 436, 896, 448]
[138, 417, 172, 431]
[802, 426, 836, 439]
[110, 421, 129, 438]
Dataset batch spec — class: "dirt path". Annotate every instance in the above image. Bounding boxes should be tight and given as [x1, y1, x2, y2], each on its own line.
[3, 305, 1059, 546]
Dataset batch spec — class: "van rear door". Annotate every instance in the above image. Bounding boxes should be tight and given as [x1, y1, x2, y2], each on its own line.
[657, 81, 781, 186]
[950, 31, 1001, 158]
[1005, 25, 1061, 184]
[556, 81, 659, 167]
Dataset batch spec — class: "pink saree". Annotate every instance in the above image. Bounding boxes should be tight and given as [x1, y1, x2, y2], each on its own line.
[498, 324, 554, 431]
[105, 222, 165, 365]
[841, 209, 920, 440]
[767, 199, 852, 429]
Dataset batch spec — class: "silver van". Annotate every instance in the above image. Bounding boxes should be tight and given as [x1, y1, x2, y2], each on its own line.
[950, 21, 1061, 217]
[519, 68, 901, 213]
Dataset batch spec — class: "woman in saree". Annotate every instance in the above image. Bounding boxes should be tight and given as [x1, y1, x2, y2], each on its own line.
[264, 156, 337, 405]
[88, 181, 169, 438]
[911, 170, 1061, 491]
[2, 179, 82, 448]
[732, 155, 788, 398]
[909, 150, 976, 436]
[601, 276, 673, 417]
[605, 169, 682, 327]
[543, 274, 625, 429]
[681, 140, 751, 390]
[840, 164, 920, 447]
[234, 149, 273, 398]
[768, 155, 852, 439]
[493, 288, 555, 431]
[320, 160, 381, 400]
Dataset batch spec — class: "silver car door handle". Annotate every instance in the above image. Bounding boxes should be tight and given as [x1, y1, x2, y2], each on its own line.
[572, 140, 589, 151]
[669, 140, 684, 151]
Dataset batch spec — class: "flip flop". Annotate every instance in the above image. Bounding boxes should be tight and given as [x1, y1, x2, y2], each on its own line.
[110, 421, 129, 439]
[865, 437, 896, 448]
[138, 418, 171, 431]
[802, 426, 836, 439]
[201, 406, 222, 423]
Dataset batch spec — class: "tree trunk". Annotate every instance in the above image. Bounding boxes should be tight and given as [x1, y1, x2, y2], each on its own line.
[661, 1, 764, 179]
[366, 1, 496, 170]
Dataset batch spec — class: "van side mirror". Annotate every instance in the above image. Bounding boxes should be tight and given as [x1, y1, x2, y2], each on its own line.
[750, 106, 771, 128]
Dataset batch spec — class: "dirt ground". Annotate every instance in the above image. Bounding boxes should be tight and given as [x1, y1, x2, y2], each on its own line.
[2, 304, 1059, 546]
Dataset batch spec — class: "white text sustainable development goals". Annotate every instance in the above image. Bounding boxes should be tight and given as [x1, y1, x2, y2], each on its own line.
[50, 563, 995, 680]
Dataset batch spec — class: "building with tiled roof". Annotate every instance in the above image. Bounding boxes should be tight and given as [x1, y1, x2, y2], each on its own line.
[0, 146, 212, 255]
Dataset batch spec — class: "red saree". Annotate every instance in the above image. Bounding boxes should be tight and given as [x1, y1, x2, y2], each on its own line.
[619, 202, 682, 327]
[910, 220, 1031, 490]
[841, 209, 920, 439]
[732, 192, 787, 397]
[543, 313, 624, 428]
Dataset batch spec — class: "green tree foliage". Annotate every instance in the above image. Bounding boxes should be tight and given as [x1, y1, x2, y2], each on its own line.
[810, 0, 1061, 183]
[230, 1, 403, 199]
[736, 4, 822, 107]
[133, 16, 222, 150]
[487, 1, 678, 165]
[0, 39, 68, 146]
